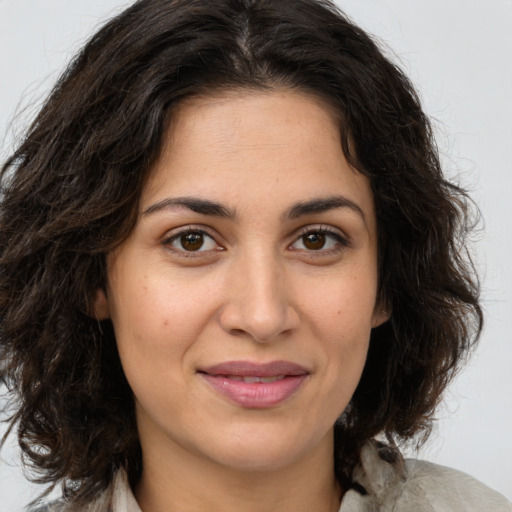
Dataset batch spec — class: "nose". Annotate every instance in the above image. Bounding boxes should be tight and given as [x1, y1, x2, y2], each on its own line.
[218, 252, 300, 343]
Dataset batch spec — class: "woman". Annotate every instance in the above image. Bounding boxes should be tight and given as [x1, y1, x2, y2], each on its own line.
[1, 0, 510, 510]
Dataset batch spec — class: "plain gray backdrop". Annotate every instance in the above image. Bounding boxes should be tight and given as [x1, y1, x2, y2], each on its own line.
[1, 1, 511, 510]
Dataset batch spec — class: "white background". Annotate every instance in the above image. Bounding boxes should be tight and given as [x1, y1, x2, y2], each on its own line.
[1, 0, 511, 509]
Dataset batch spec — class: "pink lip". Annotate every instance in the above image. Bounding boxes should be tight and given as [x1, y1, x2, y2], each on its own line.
[199, 360, 309, 409]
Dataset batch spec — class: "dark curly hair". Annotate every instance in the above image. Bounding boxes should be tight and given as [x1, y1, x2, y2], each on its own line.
[0, 0, 482, 504]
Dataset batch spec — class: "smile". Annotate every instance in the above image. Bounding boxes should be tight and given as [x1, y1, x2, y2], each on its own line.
[223, 375, 286, 383]
[199, 360, 309, 408]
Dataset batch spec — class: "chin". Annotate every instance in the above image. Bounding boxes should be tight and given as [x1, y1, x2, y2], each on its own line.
[213, 445, 304, 473]
[202, 424, 330, 473]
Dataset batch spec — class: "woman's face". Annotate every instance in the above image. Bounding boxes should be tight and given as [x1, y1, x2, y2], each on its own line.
[96, 90, 387, 473]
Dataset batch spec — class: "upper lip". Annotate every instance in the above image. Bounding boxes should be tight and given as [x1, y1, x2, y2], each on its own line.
[199, 360, 309, 377]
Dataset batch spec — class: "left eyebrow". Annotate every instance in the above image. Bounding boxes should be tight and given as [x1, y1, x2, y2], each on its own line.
[284, 195, 367, 226]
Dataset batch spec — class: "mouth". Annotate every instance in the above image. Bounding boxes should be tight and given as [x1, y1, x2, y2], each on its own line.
[198, 360, 309, 408]
[218, 375, 287, 383]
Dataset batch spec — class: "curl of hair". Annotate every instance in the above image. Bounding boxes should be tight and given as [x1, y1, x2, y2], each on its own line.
[0, 0, 482, 503]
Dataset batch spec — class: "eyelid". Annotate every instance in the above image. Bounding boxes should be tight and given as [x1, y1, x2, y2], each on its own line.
[289, 225, 349, 252]
[162, 225, 225, 256]
[160, 223, 349, 258]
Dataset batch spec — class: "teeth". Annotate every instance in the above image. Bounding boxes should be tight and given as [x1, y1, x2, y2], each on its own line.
[225, 375, 286, 383]
[243, 376, 261, 383]
[260, 376, 285, 383]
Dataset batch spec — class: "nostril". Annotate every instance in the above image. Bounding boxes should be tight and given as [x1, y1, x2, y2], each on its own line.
[230, 328, 247, 337]
[218, 299, 300, 343]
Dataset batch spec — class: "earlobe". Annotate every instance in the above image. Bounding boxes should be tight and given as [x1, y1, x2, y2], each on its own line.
[371, 306, 391, 328]
[92, 288, 110, 320]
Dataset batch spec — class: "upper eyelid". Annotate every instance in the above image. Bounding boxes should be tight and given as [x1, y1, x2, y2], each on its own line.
[293, 224, 349, 241]
[162, 228, 224, 259]
[288, 226, 350, 255]
[163, 225, 220, 241]
[162, 223, 349, 249]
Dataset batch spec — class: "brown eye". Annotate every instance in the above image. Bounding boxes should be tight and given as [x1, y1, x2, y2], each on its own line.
[302, 232, 326, 250]
[166, 230, 219, 253]
[180, 232, 204, 251]
[290, 228, 346, 253]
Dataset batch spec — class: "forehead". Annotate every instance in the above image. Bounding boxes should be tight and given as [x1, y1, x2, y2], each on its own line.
[162, 88, 341, 158]
[142, 89, 375, 227]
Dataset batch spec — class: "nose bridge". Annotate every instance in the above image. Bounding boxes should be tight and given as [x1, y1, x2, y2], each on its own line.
[245, 248, 283, 314]
[220, 245, 297, 342]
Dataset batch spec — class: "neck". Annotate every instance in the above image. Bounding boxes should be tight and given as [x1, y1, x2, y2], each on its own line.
[134, 431, 341, 512]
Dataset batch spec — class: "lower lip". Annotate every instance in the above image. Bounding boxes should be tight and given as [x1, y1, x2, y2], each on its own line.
[200, 374, 308, 408]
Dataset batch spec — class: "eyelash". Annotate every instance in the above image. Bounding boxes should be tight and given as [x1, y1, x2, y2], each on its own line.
[290, 226, 348, 255]
[162, 225, 348, 258]
[162, 226, 222, 258]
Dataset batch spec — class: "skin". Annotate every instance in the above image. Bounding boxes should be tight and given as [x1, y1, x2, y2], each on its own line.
[95, 89, 388, 512]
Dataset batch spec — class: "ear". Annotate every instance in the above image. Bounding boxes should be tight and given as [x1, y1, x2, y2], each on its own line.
[371, 303, 391, 328]
[91, 288, 110, 320]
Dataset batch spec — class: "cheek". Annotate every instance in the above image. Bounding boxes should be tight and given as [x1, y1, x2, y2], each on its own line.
[304, 268, 378, 335]
[302, 269, 377, 388]
[108, 276, 211, 415]
[109, 270, 222, 379]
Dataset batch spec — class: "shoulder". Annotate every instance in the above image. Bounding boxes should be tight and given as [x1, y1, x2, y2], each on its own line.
[28, 495, 110, 512]
[340, 440, 512, 512]
[27, 469, 139, 512]
[27, 490, 110, 512]
[399, 458, 512, 511]
[28, 503, 67, 512]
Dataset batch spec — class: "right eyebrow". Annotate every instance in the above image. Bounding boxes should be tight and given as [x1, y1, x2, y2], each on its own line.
[142, 197, 236, 219]
[284, 195, 367, 227]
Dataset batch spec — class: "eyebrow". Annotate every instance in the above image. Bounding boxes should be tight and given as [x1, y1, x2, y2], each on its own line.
[143, 197, 235, 218]
[284, 196, 367, 225]
[143, 194, 366, 225]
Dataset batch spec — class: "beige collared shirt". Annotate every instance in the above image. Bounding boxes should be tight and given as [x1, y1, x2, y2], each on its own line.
[38, 440, 512, 512]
